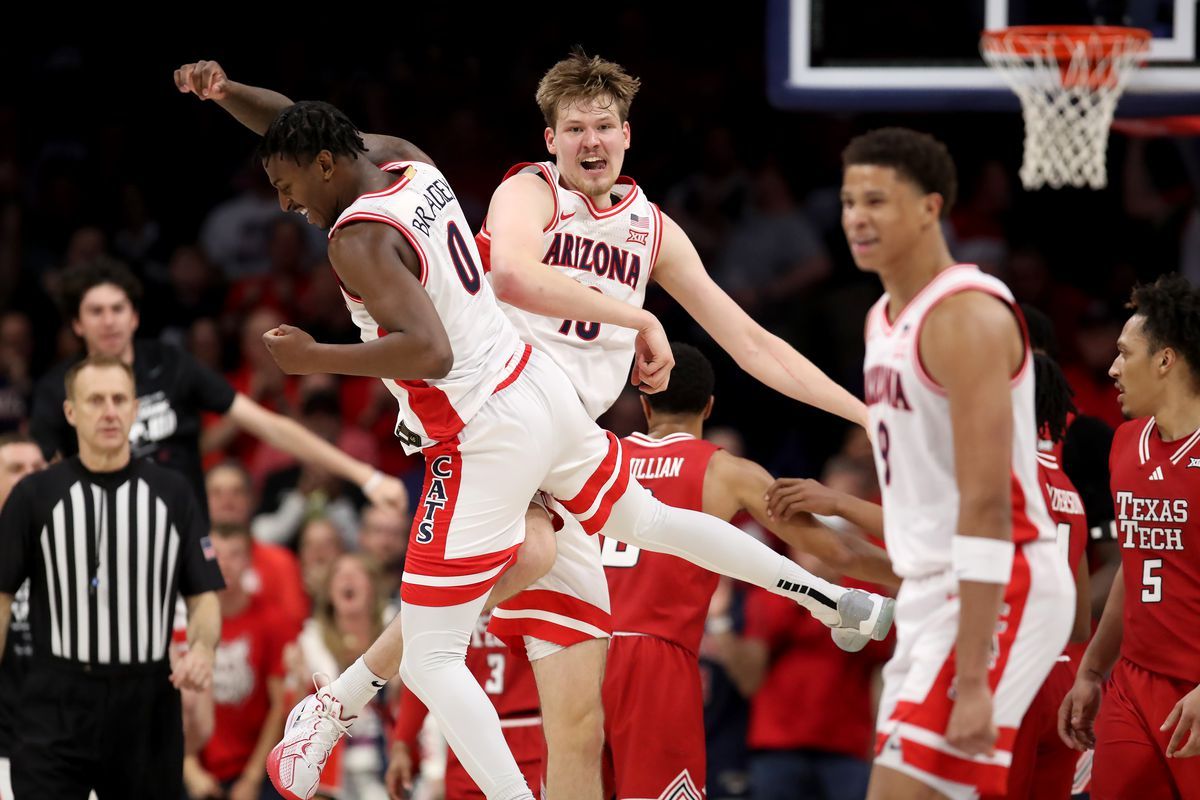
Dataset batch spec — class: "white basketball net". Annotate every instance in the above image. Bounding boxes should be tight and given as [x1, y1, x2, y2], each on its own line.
[982, 28, 1149, 190]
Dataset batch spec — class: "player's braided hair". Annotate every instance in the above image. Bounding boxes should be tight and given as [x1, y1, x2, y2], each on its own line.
[1129, 273, 1200, 391]
[842, 128, 958, 218]
[1034, 353, 1076, 444]
[257, 101, 367, 164]
[642, 343, 714, 415]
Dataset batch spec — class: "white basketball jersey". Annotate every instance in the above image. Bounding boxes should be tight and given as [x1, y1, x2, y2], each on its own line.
[476, 161, 662, 419]
[329, 161, 524, 453]
[863, 264, 1055, 578]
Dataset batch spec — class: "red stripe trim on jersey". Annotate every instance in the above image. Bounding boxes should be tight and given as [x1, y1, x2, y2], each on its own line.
[578, 449, 632, 535]
[492, 344, 532, 395]
[396, 381, 465, 442]
[475, 229, 494, 274]
[900, 737, 1010, 795]
[494, 589, 613, 632]
[379, 161, 415, 173]
[879, 264, 975, 335]
[401, 552, 519, 607]
[648, 202, 665, 277]
[500, 162, 560, 233]
[570, 176, 639, 220]
[357, 166, 415, 200]
[559, 432, 623, 516]
[488, 614, 606, 654]
[335, 269, 365, 304]
[864, 295, 889, 342]
[912, 285, 1029, 396]
[626, 431, 696, 447]
[334, 212, 430, 286]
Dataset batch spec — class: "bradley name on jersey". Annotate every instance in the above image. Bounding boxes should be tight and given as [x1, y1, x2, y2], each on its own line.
[408, 175, 457, 237]
[541, 232, 643, 290]
[1116, 491, 1187, 552]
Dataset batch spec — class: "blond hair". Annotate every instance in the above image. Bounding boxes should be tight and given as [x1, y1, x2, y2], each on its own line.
[536, 50, 641, 128]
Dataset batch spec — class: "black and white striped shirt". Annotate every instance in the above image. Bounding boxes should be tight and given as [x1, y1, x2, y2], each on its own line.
[0, 457, 223, 669]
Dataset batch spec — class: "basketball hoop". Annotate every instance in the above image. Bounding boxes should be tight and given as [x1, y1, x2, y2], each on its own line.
[981, 26, 1152, 190]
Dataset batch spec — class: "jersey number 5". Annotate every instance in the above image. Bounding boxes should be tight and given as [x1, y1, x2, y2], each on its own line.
[1142, 558, 1163, 603]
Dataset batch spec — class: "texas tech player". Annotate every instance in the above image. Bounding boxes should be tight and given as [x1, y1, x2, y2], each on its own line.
[388, 611, 544, 799]
[600, 345, 897, 799]
[842, 128, 1074, 800]
[1060, 274, 1200, 800]
[981, 352, 1091, 800]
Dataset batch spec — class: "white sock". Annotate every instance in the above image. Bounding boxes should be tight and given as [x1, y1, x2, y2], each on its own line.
[400, 597, 534, 799]
[604, 484, 848, 623]
[329, 656, 388, 718]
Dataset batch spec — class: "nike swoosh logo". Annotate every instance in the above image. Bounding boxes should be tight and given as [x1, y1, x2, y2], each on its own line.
[560, 211, 576, 221]
[370, 680, 387, 689]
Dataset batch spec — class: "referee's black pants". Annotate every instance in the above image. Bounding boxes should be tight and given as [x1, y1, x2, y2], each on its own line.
[11, 658, 183, 799]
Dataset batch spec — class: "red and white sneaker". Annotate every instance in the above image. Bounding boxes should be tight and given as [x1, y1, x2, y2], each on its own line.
[267, 674, 355, 800]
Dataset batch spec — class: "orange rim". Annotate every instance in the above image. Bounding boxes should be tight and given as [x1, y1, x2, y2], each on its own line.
[981, 25, 1152, 59]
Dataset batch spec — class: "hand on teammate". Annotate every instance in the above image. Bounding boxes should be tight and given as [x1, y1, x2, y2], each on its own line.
[1163, 683, 1200, 758]
[385, 740, 415, 800]
[945, 680, 998, 757]
[1058, 673, 1102, 751]
[365, 473, 410, 518]
[631, 317, 673, 393]
[262, 324, 318, 375]
[764, 477, 845, 520]
[174, 60, 231, 101]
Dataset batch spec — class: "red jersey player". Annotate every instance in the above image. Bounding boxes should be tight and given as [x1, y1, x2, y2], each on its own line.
[386, 610, 544, 799]
[1060, 274, 1200, 800]
[600, 344, 898, 799]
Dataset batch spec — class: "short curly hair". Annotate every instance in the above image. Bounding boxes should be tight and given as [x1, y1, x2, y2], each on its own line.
[59, 256, 143, 320]
[643, 343, 714, 415]
[257, 101, 367, 165]
[1129, 273, 1200, 390]
[842, 127, 958, 217]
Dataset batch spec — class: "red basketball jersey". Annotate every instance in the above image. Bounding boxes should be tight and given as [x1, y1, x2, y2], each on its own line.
[1109, 417, 1200, 684]
[600, 432, 721, 656]
[1038, 449, 1089, 579]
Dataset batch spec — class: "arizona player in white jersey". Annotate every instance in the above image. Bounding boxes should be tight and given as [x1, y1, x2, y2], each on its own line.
[838, 128, 1074, 800]
[475, 52, 873, 797]
[176, 72, 895, 800]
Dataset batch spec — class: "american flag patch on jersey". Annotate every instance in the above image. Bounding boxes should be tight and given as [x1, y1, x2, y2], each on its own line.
[629, 213, 650, 231]
[200, 535, 216, 561]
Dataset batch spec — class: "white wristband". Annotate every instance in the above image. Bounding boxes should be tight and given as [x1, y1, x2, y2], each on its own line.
[951, 535, 1014, 585]
[362, 470, 385, 495]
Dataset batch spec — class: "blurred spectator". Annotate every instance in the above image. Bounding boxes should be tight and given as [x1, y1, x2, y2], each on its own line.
[949, 159, 1012, 274]
[1062, 304, 1126, 430]
[224, 218, 315, 322]
[0, 312, 34, 433]
[201, 166, 304, 281]
[189, 317, 226, 374]
[294, 517, 348, 600]
[207, 462, 309, 635]
[665, 127, 750, 266]
[112, 182, 167, 282]
[287, 554, 397, 800]
[151, 246, 226, 346]
[358, 504, 409, 601]
[714, 166, 831, 321]
[183, 524, 288, 800]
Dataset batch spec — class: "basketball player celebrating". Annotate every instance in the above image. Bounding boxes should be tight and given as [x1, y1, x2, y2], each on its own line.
[176, 54, 884, 799]
[178, 95, 893, 800]
[1059, 274, 1200, 800]
[838, 128, 1074, 800]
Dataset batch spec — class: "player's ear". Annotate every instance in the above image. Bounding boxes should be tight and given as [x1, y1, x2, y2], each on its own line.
[925, 192, 944, 223]
[703, 396, 714, 421]
[63, 399, 76, 427]
[318, 150, 335, 179]
[1160, 346, 1177, 374]
[623, 120, 631, 150]
[544, 127, 557, 156]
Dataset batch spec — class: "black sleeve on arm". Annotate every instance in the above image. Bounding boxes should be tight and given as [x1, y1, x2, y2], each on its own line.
[172, 477, 225, 596]
[178, 346, 236, 414]
[29, 371, 72, 460]
[0, 479, 36, 594]
[1062, 415, 1116, 530]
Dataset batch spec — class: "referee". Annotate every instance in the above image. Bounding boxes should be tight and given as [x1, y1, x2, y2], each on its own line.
[0, 355, 224, 799]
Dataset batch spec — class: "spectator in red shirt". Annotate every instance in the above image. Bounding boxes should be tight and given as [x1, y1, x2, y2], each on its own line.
[184, 525, 289, 800]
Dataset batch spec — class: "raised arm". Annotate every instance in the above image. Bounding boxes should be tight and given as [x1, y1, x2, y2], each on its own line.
[485, 173, 673, 392]
[652, 211, 868, 427]
[174, 60, 433, 165]
[706, 451, 898, 587]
